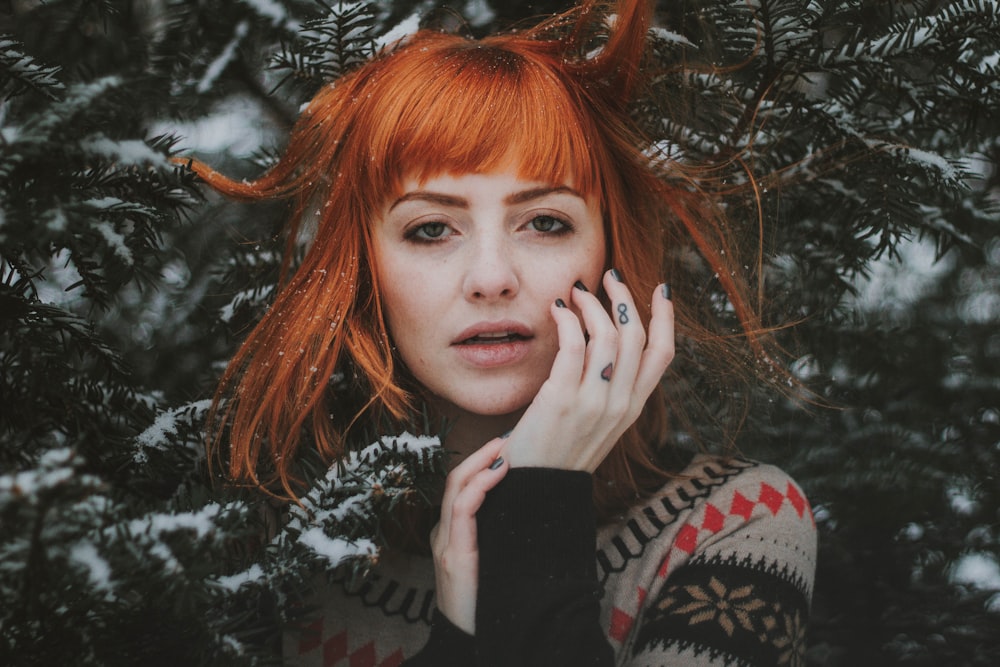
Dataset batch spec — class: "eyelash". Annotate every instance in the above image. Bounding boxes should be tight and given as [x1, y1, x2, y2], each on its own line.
[526, 214, 572, 235]
[404, 221, 450, 242]
[402, 214, 574, 244]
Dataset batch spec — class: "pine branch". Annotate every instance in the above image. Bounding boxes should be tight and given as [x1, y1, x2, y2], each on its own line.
[0, 37, 64, 100]
[270, 0, 378, 95]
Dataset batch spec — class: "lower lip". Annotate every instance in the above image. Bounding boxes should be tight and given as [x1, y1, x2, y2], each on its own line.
[452, 339, 532, 367]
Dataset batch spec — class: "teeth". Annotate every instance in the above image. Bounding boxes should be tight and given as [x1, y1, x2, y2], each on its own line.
[476, 332, 512, 339]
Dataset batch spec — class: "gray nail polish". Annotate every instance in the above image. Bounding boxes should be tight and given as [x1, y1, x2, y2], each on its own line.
[662, 284, 672, 300]
[610, 268, 623, 282]
[489, 456, 504, 470]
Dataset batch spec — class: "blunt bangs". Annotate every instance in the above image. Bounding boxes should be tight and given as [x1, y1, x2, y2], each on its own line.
[356, 35, 605, 202]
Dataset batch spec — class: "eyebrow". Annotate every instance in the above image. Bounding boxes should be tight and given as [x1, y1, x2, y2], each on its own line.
[388, 185, 584, 211]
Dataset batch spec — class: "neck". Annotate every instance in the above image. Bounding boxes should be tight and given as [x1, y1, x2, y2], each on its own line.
[427, 399, 522, 469]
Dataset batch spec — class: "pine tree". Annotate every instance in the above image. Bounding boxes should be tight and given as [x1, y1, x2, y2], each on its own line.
[1, 1, 997, 665]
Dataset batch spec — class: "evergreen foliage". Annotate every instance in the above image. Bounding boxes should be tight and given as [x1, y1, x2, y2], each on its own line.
[1, 1, 997, 664]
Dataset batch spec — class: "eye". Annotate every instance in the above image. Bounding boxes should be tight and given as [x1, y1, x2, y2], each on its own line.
[527, 215, 569, 234]
[406, 221, 451, 241]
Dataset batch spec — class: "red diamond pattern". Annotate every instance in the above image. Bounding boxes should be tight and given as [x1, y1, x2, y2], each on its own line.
[299, 622, 411, 667]
[608, 587, 647, 643]
[674, 523, 699, 553]
[381, 649, 405, 667]
[609, 606, 633, 642]
[656, 552, 671, 578]
[785, 482, 806, 518]
[729, 490, 754, 521]
[349, 642, 375, 667]
[323, 631, 348, 666]
[758, 482, 784, 515]
[657, 482, 813, 579]
[702, 502, 725, 533]
[299, 618, 324, 654]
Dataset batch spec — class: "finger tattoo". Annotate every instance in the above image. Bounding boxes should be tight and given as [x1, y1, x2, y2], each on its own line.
[601, 363, 613, 382]
[617, 303, 630, 324]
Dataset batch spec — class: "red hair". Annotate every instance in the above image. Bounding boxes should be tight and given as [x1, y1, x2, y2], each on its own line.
[188, 0, 773, 516]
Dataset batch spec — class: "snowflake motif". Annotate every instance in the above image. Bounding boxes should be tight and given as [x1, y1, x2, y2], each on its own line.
[772, 609, 806, 666]
[660, 576, 767, 637]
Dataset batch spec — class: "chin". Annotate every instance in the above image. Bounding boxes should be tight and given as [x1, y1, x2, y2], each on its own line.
[443, 387, 536, 418]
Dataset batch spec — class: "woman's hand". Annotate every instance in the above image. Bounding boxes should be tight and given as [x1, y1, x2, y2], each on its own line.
[502, 270, 674, 472]
[430, 436, 509, 635]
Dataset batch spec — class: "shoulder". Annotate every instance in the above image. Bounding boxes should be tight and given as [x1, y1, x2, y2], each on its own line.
[597, 454, 816, 597]
[607, 456, 818, 663]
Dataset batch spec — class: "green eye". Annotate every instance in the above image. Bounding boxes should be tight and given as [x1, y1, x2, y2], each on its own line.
[413, 222, 448, 239]
[530, 215, 565, 233]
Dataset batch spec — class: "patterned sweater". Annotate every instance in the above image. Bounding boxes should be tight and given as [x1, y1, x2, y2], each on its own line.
[287, 454, 817, 666]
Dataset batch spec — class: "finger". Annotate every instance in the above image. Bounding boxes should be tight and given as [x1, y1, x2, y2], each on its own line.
[445, 453, 508, 551]
[546, 297, 588, 386]
[569, 283, 620, 386]
[601, 268, 646, 388]
[634, 283, 675, 397]
[438, 436, 507, 542]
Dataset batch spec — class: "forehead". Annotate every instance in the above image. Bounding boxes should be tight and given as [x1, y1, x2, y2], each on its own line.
[364, 41, 604, 205]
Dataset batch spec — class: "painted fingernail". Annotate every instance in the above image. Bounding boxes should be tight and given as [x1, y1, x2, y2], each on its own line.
[573, 280, 588, 292]
[555, 298, 567, 308]
[501, 430, 512, 438]
[489, 456, 505, 470]
[661, 283, 672, 300]
[610, 268, 623, 282]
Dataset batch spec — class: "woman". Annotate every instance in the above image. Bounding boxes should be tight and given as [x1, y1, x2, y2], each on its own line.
[187, 0, 817, 664]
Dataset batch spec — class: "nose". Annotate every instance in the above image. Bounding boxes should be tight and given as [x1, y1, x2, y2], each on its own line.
[462, 236, 519, 301]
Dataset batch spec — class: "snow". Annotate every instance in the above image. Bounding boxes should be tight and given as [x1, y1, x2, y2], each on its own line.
[214, 564, 266, 592]
[133, 399, 214, 462]
[239, 0, 297, 29]
[0, 448, 89, 506]
[157, 95, 272, 157]
[650, 27, 696, 48]
[463, 0, 496, 29]
[375, 12, 421, 51]
[950, 552, 1000, 591]
[198, 21, 250, 94]
[346, 432, 440, 467]
[80, 136, 167, 167]
[126, 503, 230, 541]
[869, 25, 938, 56]
[298, 528, 376, 568]
[219, 284, 275, 323]
[980, 51, 1000, 74]
[850, 236, 954, 316]
[947, 485, 978, 516]
[69, 542, 114, 591]
[91, 220, 133, 265]
[900, 146, 958, 181]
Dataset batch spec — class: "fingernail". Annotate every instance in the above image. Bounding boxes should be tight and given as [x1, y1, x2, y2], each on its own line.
[661, 283, 672, 300]
[573, 280, 588, 292]
[489, 456, 504, 470]
[610, 268, 623, 282]
[555, 298, 567, 308]
[501, 430, 512, 438]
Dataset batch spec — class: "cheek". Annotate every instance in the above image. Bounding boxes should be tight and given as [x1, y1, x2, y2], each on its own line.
[374, 252, 441, 366]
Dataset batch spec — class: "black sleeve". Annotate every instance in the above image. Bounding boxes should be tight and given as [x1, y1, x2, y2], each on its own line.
[474, 467, 613, 667]
[402, 610, 476, 667]
[403, 468, 612, 667]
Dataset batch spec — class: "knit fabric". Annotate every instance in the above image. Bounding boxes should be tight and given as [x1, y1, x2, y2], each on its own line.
[286, 454, 817, 666]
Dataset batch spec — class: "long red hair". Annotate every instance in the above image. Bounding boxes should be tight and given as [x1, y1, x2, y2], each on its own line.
[187, 0, 771, 516]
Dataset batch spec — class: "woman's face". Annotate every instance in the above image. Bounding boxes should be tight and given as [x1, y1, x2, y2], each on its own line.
[373, 168, 606, 418]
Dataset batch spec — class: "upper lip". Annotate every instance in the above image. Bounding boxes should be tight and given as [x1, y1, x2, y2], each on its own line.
[452, 320, 534, 345]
